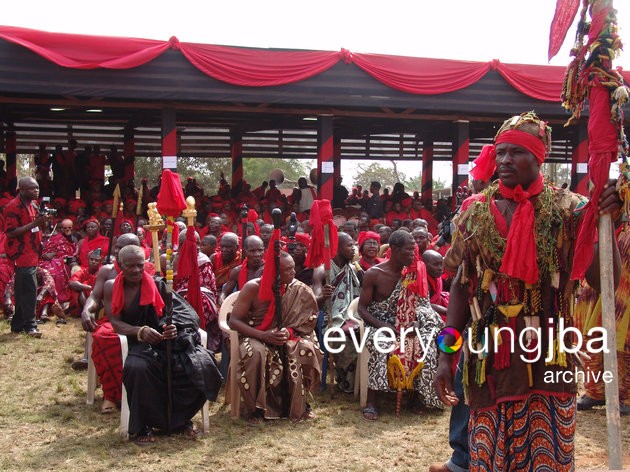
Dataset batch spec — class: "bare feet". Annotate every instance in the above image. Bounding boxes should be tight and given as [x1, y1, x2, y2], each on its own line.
[428, 463, 453, 472]
[101, 399, 116, 414]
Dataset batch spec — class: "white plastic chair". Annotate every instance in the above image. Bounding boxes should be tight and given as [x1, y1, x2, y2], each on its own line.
[217, 291, 241, 420]
[346, 297, 368, 408]
[86, 326, 210, 438]
[119, 328, 210, 438]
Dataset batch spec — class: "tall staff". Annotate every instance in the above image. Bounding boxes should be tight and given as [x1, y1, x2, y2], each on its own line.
[156, 169, 187, 433]
[240, 205, 248, 253]
[135, 183, 143, 229]
[551, 1, 628, 467]
[271, 208, 289, 417]
[305, 200, 338, 385]
[105, 184, 121, 263]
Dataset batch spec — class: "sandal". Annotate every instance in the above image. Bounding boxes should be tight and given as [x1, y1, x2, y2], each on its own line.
[132, 428, 156, 446]
[183, 422, 199, 439]
[362, 405, 378, 421]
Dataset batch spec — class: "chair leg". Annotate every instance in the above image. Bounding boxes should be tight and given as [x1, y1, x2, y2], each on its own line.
[86, 333, 97, 405]
[229, 332, 240, 420]
[354, 359, 361, 400]
[359, 350, 368, 408]
[118, 335, 129, 439]
[201, 401, 210, 433]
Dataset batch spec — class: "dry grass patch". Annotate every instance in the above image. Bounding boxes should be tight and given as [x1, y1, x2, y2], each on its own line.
[0, 318, 627, 471]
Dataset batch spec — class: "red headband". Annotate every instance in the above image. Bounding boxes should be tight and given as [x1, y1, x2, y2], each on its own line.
[358, 231, 380, 249]
[294, 232, 311, 247]
[495, 129, 546, 164]
[82, 217, 99, 228]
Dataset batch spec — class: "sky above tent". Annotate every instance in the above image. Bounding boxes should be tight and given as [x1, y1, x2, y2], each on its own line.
[4, 0, 629, 67]
[3, 0, 630, 187]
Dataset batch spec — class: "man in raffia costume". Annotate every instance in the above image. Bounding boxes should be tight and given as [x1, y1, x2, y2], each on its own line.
[434, 111, 622, 471]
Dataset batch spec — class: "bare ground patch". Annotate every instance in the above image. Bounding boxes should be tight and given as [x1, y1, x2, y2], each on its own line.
[0, 318, 627, 471]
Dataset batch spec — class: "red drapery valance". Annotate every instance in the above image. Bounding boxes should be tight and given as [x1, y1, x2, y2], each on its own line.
[0, 25, 169, 69]
[1, 25, 626, 102]
[350, 52, 492, 95]
[179, 42, 343, 87]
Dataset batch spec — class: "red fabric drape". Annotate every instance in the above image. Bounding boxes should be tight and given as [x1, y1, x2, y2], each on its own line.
[306, 200, 338, 269]
[259, 228, 281, 302]
[571, 84, 618, 280]
[494, 62, 566, 102]
[0, 25, 170, 69]
[0, 25, 619, 101]
[351, 52, 492, 95]
[548, 0, 582, 61]
[156, 169, 186, 218]
[179, 42, 342, 87]
[177, 226, 204, 327]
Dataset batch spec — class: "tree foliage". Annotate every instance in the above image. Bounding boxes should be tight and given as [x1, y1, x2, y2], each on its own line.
[353, 160, 436, 194]
[243, 158, 314, 189]
[352, 162, 404, 190]
[132, 156, 313, 194]
[542, 162, 571, 187]
[432, 177, 448, 190]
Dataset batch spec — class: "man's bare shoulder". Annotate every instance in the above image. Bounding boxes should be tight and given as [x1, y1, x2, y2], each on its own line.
[364, 262, 389, 279]
[95, 263, 117, 280]
[229, 264, 242, 279]
[240, 277, 261, 293]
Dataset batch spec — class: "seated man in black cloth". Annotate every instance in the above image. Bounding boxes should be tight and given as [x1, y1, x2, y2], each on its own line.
[103, 245, 222, 443]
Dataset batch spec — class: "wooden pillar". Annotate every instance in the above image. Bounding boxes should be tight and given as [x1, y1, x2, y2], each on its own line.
[421, 137, 434, 206]
[570, 122, 589, 196]
[231, 131, 244, 196]
[5, 126, 17, 194]
[161, 108, 177, 170]
[452, 120, 470, 208]
[123, 126, 135, 184]
[317, 115, 334, 201]
[333, 136, 341, 184]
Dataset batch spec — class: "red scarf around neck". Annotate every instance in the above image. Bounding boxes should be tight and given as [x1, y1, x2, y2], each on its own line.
[111, 271, 165, 317]
[238, 258, 249, 290]
[497, 173, 544, 284]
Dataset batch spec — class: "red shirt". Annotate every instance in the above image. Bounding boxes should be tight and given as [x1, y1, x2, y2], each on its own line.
[3, 196, 42, 267]
[385, 210, 408, 226]
[70, 267, 97, 298]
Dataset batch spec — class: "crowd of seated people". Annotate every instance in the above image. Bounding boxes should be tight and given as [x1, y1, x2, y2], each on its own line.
[0, 152, 459, 441]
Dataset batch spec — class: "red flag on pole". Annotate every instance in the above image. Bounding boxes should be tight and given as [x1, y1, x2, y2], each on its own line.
[306, 199, 338, 268]
[548, 0, 581, 61]
[156, 169, 186, 218]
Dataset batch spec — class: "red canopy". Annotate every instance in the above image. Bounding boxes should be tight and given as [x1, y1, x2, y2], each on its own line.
[3, 25, 628, 101]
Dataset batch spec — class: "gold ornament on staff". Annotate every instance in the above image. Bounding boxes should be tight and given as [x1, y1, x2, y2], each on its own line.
[144, 202, 165, 274]
[182, 196, 197, 227]
[164, 216, 175, 298]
